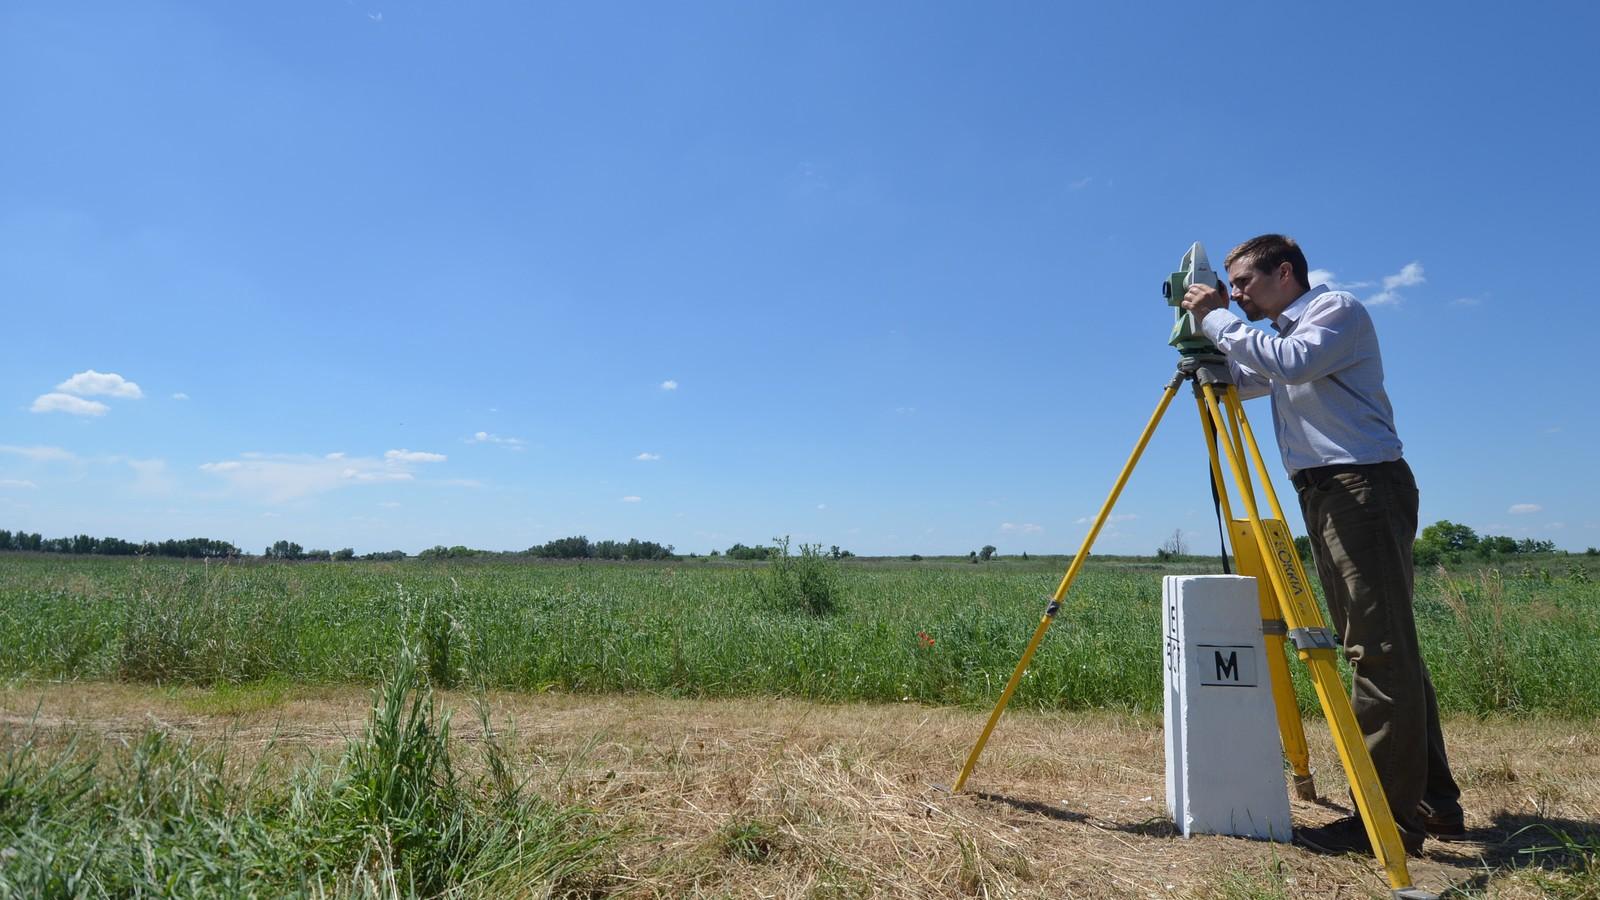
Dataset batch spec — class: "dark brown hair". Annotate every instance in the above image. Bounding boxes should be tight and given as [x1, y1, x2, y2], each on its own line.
[1225, 234, 1310, 292]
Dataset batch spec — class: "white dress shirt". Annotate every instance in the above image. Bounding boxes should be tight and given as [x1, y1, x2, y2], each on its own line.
[1198, 286, 1402, 477]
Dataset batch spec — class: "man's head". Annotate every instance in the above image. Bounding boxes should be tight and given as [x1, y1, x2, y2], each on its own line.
[1224, 234, 1311, 322]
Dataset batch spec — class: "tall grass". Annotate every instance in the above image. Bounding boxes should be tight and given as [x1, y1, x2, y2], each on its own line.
[0, 641, 612, 897]
[0, 553, 1595, 716]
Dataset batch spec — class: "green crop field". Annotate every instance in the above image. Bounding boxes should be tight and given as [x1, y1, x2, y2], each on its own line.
[3, 552, 1599, 897]
[2, 552, 1595, 717]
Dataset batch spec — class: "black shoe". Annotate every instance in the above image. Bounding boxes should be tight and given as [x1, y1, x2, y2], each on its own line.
[1297, 815, 1424, 857]
[1421, 810, 1466, 841]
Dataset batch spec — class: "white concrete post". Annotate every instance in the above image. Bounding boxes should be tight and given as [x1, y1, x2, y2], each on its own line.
[1163, 574, 1291, 842]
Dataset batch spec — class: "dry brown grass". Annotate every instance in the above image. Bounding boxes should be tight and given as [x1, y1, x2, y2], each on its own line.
[3, 683, 1597, 898]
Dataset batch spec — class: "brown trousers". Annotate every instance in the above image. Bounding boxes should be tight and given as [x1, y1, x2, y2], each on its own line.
[1296, 458, 1462, 839]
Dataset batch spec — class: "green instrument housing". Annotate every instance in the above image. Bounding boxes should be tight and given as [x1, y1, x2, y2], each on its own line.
[1164, 242, 1225, 360]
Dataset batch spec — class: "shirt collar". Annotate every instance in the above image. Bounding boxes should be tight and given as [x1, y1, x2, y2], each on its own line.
[1272, 285, 1330, 333]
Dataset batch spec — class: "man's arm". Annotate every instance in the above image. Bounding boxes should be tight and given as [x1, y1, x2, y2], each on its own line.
[1229, 357, 1271, 400]
[1196, 298, 1368, 386]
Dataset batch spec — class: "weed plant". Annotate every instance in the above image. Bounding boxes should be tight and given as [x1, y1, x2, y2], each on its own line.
[757, 536, 841, 617]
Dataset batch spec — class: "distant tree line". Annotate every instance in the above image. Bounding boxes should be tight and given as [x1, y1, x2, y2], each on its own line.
[709, 542, 854, 561]
[526, 536, 676, 560]
[264, 541, 402, 561]
[0, 530, 239, 558]
[1414, 520, 1558, 566]
[416, 545, 484, 560]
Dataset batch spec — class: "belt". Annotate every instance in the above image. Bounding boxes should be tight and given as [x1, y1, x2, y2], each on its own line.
[1290, 460, 1400, 492]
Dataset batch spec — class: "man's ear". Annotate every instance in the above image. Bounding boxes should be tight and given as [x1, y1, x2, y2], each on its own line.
[1276, 261, 1295, 285]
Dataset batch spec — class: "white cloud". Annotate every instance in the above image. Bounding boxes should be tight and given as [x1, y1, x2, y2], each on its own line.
[1509, 503, 1542, 514]
[171, 392, 190, 401]
[0, 479, 37, 490]
[621, 495, 642, 503]
[0, 445, 76, 462]
[1306, 269, 1373, 291]
[1069, 176, 1093, 191]
[660, 380, 678, 391]
[1384, 262, 1426, 289]
[385, 449, 446, 463]
[201, 450, 438, 503]
[57, 370, 143, 399]
[344, 468, 413, 483]
[468, 431, 525, 448]
[1368, 261, 1424, 307]
[31, 393, 109, 416]
[1000, 522, 1044, 534]
[127, 458, 175, 496]
[817, 503, 827, 510]
[635, 452, 661, 461]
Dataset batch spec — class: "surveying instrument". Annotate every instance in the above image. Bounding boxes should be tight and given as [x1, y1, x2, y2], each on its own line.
[947, 244, 1435, 899]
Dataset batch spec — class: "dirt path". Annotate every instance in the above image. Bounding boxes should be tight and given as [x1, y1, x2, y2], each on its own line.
[3, 683, 1596, 898]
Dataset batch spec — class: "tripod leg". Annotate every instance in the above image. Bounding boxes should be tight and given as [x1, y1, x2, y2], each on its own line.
[950, 375, 1184, 794]
[1200, 385, 1419, 894]
[1197, 388, 1317, 801]
[1224, 386, 1293, 525]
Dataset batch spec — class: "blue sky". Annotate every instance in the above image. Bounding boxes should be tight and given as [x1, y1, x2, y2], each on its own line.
[3, 2, 1596, 556]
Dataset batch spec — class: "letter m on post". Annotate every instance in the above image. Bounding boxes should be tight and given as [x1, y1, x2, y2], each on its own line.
[1214, 650, 1240, 682]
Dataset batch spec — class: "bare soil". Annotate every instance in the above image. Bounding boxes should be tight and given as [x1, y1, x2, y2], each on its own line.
[3, 683, 1596, 899]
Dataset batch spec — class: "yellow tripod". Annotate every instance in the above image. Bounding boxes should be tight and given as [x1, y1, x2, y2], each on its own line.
[949, 363, 1434, 900]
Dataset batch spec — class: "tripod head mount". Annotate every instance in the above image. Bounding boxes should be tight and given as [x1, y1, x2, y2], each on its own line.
[1176, 355, 1232, 387]
[1162, 242, 1226, 359]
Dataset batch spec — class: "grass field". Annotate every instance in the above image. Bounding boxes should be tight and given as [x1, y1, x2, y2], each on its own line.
[0, 552, 1596, 716]
[1, 552, 1597, 897]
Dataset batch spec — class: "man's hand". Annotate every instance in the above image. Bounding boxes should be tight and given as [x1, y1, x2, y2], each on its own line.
[1181, 281, 1229, 324]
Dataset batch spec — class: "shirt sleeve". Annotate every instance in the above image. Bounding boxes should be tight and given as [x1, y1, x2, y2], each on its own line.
[1199, 297, 1367, 386]
[1227, 357, 1272, 401]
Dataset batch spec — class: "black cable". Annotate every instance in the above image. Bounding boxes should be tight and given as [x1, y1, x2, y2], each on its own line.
[1210, 465, 1231, 575]
[1194, 386, 1232, 574]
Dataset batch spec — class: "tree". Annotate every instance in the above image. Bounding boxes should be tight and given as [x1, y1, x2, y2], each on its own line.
[1161, 529, 1188, 559]
[1415, 520, 1478, 567]
[529, 536, 594, 559]
[333, 548, 355, 561]
[979, 545, 997, 561]
[1478, 535, 1519, 557]
[266, 540, 305, 560]
[1294, 535, 1313, 565]
[1419, 520, 1478, 552]
[417, 545, 482, 560]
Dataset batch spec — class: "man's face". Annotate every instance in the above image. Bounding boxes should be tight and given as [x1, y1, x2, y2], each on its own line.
[1226, 258, 1297, 322]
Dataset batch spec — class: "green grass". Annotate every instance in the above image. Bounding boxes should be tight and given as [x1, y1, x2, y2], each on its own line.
[0, 641, 612, 898]
[0, 552, 1596, 717]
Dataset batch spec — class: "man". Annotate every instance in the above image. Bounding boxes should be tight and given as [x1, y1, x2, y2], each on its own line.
[1179, 234, 1463, 856]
